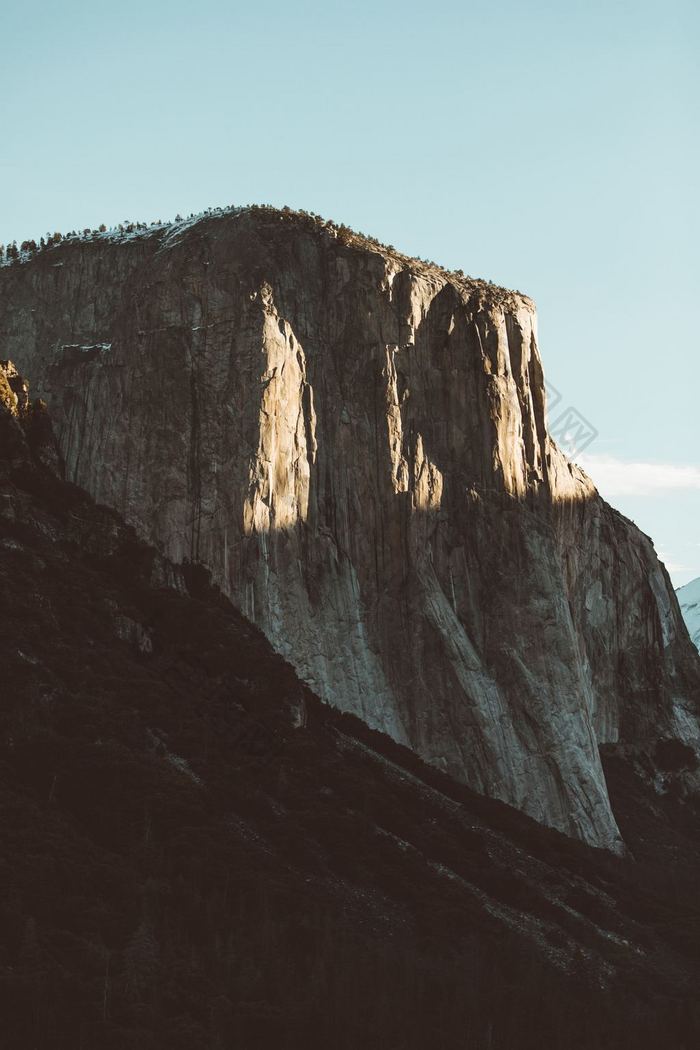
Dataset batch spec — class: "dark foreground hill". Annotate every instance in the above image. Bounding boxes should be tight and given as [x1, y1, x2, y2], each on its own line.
[1, 359, 700, 1049]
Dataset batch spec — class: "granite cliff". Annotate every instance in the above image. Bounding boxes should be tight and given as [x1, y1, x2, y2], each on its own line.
[1, 206, 699, 850]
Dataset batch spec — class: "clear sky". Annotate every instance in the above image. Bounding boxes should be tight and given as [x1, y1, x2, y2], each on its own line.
[2, 0, 698, 583]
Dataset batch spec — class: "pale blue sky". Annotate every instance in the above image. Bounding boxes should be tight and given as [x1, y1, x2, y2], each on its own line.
[2, 0, 698, 582]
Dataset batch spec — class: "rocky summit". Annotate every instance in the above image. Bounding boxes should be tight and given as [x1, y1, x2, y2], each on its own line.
[1, 206, 699, 851]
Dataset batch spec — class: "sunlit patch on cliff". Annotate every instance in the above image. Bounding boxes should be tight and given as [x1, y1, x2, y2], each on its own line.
[242, 290, 316, 536]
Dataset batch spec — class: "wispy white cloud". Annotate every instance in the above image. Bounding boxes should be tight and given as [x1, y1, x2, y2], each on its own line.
[578, 455, 700, 497]
[657, 552, 690, 575]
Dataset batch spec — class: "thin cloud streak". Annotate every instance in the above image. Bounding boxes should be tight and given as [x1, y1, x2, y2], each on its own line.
[658, 552, 689, 576]
[579, 455, 700, 498]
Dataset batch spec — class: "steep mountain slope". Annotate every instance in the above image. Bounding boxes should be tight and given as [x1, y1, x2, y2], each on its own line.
[678, 577, 700, 651]
[1, 207, 699, 851]
[2, 361, 700, 1050]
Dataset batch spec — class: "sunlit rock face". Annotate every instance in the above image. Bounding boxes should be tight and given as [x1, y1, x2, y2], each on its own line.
[2, 208, 699, 851]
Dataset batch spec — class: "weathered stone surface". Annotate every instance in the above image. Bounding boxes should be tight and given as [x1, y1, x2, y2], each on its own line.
[2, 208, 699, 850]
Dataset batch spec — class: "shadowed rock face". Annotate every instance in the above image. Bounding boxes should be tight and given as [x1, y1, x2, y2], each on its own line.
[1, 208, 699, 850]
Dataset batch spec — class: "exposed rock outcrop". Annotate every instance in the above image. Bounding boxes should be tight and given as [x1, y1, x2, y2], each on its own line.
[0, 358, 63, 478]
[2, 209, 699, 850]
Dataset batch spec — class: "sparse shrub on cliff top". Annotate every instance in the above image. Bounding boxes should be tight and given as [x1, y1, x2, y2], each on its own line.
[3, 203, 522, 307]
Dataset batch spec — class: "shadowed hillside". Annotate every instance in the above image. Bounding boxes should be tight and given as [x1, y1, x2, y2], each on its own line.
[1, 361, 700, 1049]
